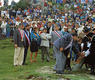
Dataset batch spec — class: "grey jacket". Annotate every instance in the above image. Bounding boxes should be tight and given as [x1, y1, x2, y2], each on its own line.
[14, 29, 26, 47]
[51, 31, 63, 44]
[40, 33, 51, 47]
[54, 33, 72, 50]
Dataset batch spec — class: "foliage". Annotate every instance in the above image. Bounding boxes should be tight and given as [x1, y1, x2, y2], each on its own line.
[12, 0, 30, 10]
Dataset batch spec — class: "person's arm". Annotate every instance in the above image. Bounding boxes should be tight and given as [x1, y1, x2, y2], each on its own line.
[46, 34, 51, 40]
[40, 33, 47, 40]
[59, 37, 65, 52]
[51, 32, 54, 45]
[14, 29, 18, 48]
[72, 41, 80, 55]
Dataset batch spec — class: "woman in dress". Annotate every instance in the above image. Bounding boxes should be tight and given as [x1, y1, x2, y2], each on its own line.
[30, 27, 41, 63]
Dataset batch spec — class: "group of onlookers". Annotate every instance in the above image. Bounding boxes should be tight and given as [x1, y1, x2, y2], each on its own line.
[0, 1, 95, 75]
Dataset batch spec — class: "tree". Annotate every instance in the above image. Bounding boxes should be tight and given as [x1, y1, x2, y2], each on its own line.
[12, 0, 30, 10]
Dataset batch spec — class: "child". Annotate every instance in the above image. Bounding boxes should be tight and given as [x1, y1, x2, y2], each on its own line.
[40, 28, 51, 62]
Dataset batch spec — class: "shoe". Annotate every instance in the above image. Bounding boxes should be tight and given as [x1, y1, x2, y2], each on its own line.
[90, 72, 95, 75]
[42, 60, 44, 63]
[14, 65, 17, 66]
[30, 60, 33, 63]
[67, 67, 72, 71]
[22, 63, 28, 65]
[56, 71, 64, 74]
[33, 59, 37, 62]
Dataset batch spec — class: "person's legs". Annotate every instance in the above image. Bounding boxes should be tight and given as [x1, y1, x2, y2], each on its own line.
[53, 46, 56, 59]
[33, 52, 38, 62]
[90, 65, 95, 74]
[30, 52, 33, 63]
[46, 47, 50, 62]
[18, 47, 24, 65]
[41, 46, 45, 62]
[54, 46, 66, 74]
[66, 58, 72, 71]
[23, 46, 28, 65]
[64, 48, 71, 70]
[14, 47, 20, 66]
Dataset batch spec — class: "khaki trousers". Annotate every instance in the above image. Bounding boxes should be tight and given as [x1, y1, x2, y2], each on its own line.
[14, 47, 24, 66]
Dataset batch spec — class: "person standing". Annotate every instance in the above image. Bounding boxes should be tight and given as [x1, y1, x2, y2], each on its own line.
[30, 27, 41, 63]
[6, 21, 10, 38]
[40, 28, 51, 62]
[1, 20, 7, 36]
[23, 24, 30, 65]
[14, 23, 25, 66]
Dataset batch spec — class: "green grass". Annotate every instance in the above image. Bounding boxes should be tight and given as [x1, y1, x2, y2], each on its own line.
[0, 39, 95, 80]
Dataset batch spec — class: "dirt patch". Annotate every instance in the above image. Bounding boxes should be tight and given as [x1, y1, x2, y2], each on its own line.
[86, 74, 95, 80]
[26, 75, 45, 80]
[36, 66, 55, 74]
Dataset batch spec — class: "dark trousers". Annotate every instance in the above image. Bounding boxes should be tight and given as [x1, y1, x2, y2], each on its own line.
[23, 46, 28, 65]
[41, 46, 50, 61]
[64, 48, 71, 69]
[90, 65, 95, 73]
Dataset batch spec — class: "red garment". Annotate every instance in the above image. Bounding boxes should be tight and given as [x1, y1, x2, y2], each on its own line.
[44, 2, 47, 7]
[16, 17, 20, 21]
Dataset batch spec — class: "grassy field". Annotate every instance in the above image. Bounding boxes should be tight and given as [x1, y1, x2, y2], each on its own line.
[0, 39, 95, 80]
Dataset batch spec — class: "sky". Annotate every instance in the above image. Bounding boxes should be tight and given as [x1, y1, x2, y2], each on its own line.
[0, 0, 20, 6]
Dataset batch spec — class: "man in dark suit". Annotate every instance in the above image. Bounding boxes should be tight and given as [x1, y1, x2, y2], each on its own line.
[23, 24, 30, 65]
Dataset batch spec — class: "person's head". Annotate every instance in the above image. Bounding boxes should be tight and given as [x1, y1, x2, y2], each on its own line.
[71, 28, 76, 33]
[19, 23, 24, 30]
[33, 27, 38, 32]
[48, 21, 52, 27]
[43, 28, 47, 33]
[75, 23, 79, 29]
[72, 33, 78, 41]
[54, 24, 59, 31]
[32, 22, 36, 26]
[25, 24, 30, 30]
[64, 26, 68, 32]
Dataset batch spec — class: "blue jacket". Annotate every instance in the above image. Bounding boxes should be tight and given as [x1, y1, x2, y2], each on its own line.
[30, 31, 40, 41]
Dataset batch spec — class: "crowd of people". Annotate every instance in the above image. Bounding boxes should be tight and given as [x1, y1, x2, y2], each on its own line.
[0, 1, 95, 75]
